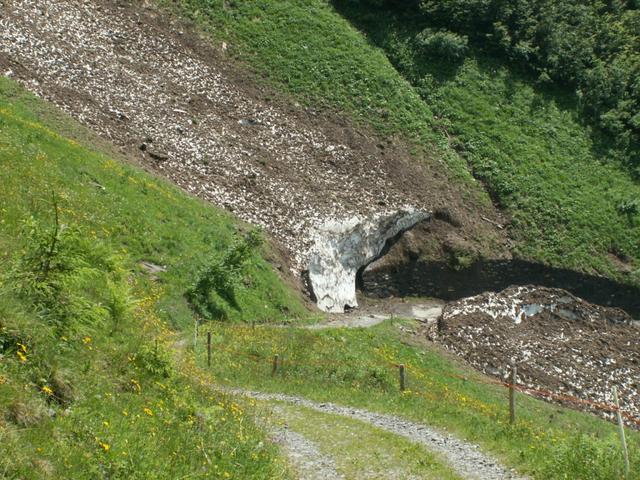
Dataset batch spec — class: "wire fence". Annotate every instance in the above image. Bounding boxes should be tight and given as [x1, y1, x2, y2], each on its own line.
[194, 328, 640, 429]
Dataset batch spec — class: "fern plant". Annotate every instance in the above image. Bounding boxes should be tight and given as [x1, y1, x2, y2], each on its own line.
[186, 230, 262, 321]
[6, 210, 133, 333]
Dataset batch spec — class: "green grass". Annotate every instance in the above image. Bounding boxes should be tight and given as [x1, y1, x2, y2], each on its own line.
[0, 77, 307, 478]
[0, 77, 307, 328]
[167, 0, 640, 287]
[197, 321, 640, 479]
[268, 403, 461, 479]
[0, 301, 288, 479]
[335, 4, 640, 283]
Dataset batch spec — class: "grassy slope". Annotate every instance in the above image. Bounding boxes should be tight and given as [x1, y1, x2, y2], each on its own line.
[0, 77, 306, 479]
[200, 321, 640, 479]
[169, 0, 640, 287]
[0, 78, 307, 329]
[335, 4, 640, 283]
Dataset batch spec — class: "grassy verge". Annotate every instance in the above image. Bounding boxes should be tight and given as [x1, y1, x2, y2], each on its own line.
[0, 293, 288, 479]
[167, 0, 640, 286]
[268, 403, 461, 479]
[196, 321, 639, 479]
[0, 77, 306, 478]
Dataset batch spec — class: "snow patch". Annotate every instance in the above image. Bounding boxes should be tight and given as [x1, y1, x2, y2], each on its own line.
[308, 210, 429, 313]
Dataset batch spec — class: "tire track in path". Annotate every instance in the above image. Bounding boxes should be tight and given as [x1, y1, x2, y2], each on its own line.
[270, 423, 345, 480]
[223, 388, 528, 480]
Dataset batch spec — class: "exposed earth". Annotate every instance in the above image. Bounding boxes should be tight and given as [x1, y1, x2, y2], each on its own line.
[0, 0, 504, 278]
[431, 286, 640, 425]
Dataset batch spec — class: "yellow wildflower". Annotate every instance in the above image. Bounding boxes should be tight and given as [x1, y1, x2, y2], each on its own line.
[82, 336, 92, 344]
[98, 442, 110, 452]
[130, 379, 141, 393]
[143, 407, 153, 416]
[16, 350, 27, 362]
[41, 385, 54, 395]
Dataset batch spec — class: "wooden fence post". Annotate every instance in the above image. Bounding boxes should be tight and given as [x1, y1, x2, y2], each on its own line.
[509, 364, 517, 424]
[613, 386, 630, 478]
[399, 364, 406, 392]
[207, 331, 212, 367]
[272, 354, 279, 376]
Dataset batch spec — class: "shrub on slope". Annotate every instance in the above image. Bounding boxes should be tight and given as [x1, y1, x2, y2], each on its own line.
[0, 78, 300, 478]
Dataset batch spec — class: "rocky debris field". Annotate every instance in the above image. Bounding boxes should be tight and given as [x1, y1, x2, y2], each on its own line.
[0, 0, 494, 274]
[432, 286, 640, 424]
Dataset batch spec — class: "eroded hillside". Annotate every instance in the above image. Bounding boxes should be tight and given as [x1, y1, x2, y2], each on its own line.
[0, 0, 503, 278]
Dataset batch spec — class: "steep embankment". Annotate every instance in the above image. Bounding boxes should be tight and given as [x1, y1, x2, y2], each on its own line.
[334, 3, 640, 293]
[0, 0, 503, 279]
[166, 0, 639, 312]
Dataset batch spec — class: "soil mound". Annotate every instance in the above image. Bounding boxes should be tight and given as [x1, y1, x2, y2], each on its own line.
[433, 286, 640, 423]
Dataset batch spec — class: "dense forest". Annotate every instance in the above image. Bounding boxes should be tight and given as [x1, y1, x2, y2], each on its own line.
[352, 0, 640, 174]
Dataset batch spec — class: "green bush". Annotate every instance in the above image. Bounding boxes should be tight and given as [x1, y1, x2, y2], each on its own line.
[134, 343, 174, 378]
[186, 230, 263, 321]
[617, 198, 639, 225]
[352, 0, 640, 172]
[416, 29, 468, 61]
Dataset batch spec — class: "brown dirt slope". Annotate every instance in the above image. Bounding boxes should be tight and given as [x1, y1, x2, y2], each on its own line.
[0, 0, 505, 276]
[433, 285, 640, 423]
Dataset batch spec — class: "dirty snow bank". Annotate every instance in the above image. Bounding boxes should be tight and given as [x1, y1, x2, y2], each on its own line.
[435, 286, 639, 423]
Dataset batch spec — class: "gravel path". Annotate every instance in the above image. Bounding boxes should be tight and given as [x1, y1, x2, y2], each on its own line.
[305, 313, 390, 330]
[225, 388, 526, 480]
[303, 301, 443, 329]
[270, 420, 345, 480]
